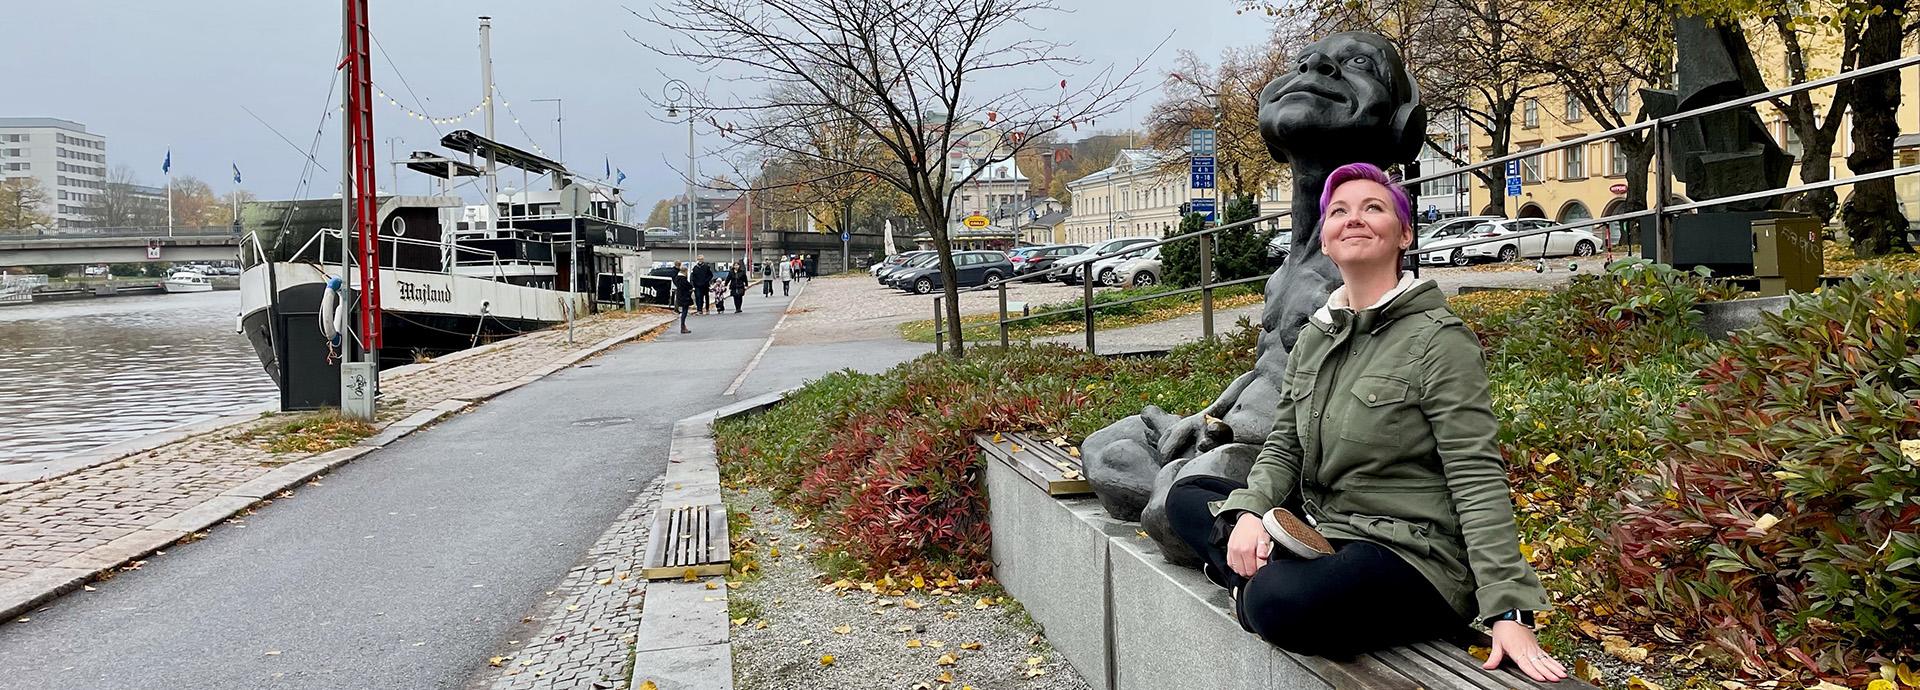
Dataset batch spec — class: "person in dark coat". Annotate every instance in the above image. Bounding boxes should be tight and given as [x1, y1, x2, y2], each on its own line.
[727, 260, 749, 312]
[672, 265, 694, 333]
[690, 256, 714, 314]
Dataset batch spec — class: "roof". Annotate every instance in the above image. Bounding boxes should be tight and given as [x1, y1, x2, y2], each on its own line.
[1024, 210, 1070, 227]
[1065, 148, 1186, 189]
[0, 117, 90, 133]
[1896, 133, 1920, 149]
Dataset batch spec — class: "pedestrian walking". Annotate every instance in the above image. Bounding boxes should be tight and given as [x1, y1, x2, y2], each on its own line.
[691, 255, 713, 315]
[715, 260, 728, 313]
[727, 260, 748, 312]
[761, 260, 774, 297]
[777, 255, 794, 295]
[672, 266, 694, 333]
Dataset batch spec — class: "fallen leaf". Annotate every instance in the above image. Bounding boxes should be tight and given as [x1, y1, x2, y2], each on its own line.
[960, 641, 981, 650]
[754, 620, 768, 630]
[906, 639, 923, 648]
[937, 670, 956, 683]
[1572, 658, 1603, 684]
[1866, 680, 1894, 690]
[991, 433, 1004, 443]
[566, 604, 581, 612]
[1627, 677, 1665, 690]
[1808, 683, 1847, 690]
[937, 652, 958, 666]
[832, 624, 852, 634]
[1026, 655, 1044, 666]
[680, 569, 698, 582]
[1752, 513, 1779, 533]
[1009, 443, 1023, 453]
[731, 617, 748, 626]
[704, 582, 718, 591]
[927, 640, 945, 648]
[1602, 636, 1649, 663]
[1068, 447, 1081, 458]
[1467, 646, 1491, 662]
[1024, 668, 1048, 678]
[820, 654, 835, 667]
[943, 611, 960, 621]
[489, 656, 508, 667]
[639, 681, 658, 690]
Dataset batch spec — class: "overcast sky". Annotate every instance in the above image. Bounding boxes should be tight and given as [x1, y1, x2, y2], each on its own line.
[4, 1, 1273, 206]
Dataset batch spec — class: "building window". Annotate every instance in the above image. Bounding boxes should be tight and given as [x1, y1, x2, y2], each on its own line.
[1782, 121, 1803, 159]
[1613, 86, 1630, 115]
[1565, 94, 1582, 122]
[1523, 99, 1539, 129]
[1609, 141, 1628, 176]
[1562, 144, 1586, 179]
[1520, 145, 1543, 184]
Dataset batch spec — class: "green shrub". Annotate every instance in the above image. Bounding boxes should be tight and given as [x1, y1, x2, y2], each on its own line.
[1475, 258, 1742, 379]
[1160, 213, 1208, 287]
[1159, 194, 1275, 289]
[1608, 270, 1920, 682]
[716, 326, 1258, 577]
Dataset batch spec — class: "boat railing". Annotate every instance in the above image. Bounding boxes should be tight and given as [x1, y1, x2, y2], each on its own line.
[292, 227, 514, 282]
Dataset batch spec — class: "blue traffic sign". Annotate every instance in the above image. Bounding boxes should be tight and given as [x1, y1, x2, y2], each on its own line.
[1191, 172, 1215, 189]
[1505, 176, 1523, 197]
[841, 231, 850, 242]
[1191, 197, 1216, 222]
[1190, 154, 1216, 189]
[1189, 129, 1216, 156]
[1505, 160, 1521, 177]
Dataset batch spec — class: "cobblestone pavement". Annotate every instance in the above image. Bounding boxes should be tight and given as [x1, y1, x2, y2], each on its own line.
[467, 477, 665, 690]
[776, 273, 1117, 345]
[0, 310, 672, 584]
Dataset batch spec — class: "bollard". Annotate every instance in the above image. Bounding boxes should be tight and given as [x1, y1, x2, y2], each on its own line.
[1082, 267, 1095, 354]
[1199, 231, 1215, 339]
[933, 295, 944, 354]
[998, 280, 1010, 349]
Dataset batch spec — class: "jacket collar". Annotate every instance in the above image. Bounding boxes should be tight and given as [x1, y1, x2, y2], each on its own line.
[1310, 274, 1443, 334]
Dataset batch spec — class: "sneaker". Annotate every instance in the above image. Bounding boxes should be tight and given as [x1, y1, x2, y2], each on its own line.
[1261, 507, 1333, 560]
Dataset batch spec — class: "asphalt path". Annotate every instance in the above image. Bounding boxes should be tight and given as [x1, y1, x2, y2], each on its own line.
[0, 284, 930, 690]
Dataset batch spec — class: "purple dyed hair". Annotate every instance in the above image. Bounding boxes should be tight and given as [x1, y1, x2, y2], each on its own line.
[1318, 162, 1413, 231]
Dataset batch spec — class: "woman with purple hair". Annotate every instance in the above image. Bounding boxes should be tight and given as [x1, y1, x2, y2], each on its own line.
[1164, 162, 1565, 682]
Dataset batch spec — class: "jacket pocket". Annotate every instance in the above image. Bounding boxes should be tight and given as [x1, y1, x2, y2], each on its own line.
[1342, 476, 1448, 493]
[1347, 514, 1433, 557]
[1338, 375, 1411, 445]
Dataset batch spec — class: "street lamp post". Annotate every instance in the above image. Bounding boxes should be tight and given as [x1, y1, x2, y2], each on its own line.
[384, 136, 404, 196]
[664, 79, 696, 260]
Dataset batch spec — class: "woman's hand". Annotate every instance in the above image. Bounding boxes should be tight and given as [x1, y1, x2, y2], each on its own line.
[1226, 512, 1271, 578]
[1483, 620, 1568, 683]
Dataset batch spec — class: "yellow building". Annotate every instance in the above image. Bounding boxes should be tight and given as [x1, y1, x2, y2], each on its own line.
[1061, 149, 1289, 245]
[1467, 31, 1920, 242]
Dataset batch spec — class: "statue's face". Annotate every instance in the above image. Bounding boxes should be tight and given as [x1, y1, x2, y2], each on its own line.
[1259, 33, 1408, 160]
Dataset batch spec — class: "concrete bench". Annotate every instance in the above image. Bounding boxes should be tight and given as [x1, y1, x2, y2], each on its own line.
[978, 433, 1592, 690]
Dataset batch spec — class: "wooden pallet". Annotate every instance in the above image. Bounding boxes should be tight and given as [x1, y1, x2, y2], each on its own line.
[974, 431, 1092, 496]
[640, 503, 731, 580]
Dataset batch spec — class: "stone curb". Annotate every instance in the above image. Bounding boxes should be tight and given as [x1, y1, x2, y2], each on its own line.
[0, 404, 276, 484]
[0, 313, 675, 624]
[628, 388, 793, 690]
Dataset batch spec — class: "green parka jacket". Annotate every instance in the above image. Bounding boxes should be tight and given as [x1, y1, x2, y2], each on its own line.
[1213, 278, 1550, 624]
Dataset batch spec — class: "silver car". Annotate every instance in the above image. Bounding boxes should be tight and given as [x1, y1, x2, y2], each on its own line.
[1114, 247, 1163, 287]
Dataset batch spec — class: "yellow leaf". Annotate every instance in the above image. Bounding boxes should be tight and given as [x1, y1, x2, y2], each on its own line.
[1897, 663, 1920, 687]
[1752, 514, 1779, 533]
[937, 671, 956, 683]
[754, 620, 768, 630]
[1026, 655, 1044, 666]
[1467, 646, 1491, 662]
[960, 641, 982, 650]
[991, 433, 1004, 443]
[704, 582, 718, 590]
[489, 656, 509, 667]
[731, 616, 748, 626]
[1901, 439, 1920, 464]
[1627, 677, 1665, 690]
[1518, 543, 1538, 562]
[1539, 452, 1559, 467]
[927, 640, 945, 648]
[831, 579, 854, 590]
[1009, 443, 1023, 453]
[820, 654, 835, 666]
[1865, 680, 1894, 690]
[1573, 658, 1603, 684]
[974, 597, 994, 609]
[912, 574, 926, 590]
[770, 546, 780, 558]
[681, 568, 699, 582]
[906, 639, 923, 648]
[937, 652, 958, 666]
[902, 598, 924, 610]
[832, 624, 852, 634]
[1068, 447, 1081, 458]
[639, 681, 658, 690]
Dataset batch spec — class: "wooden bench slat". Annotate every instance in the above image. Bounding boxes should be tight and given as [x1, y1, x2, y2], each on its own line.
[1410, 640, 1574, 690]
[642, 504, 730, 580]
[1374, 645, 1498, 690]
[1395, 642, 1520, 690]
[976, 432, 1092, 496]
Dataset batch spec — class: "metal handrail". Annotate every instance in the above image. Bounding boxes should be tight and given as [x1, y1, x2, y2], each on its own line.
[926, 53, 1920, 355]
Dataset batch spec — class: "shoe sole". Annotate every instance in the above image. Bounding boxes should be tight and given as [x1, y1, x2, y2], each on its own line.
[1262, 508, 1334, 559]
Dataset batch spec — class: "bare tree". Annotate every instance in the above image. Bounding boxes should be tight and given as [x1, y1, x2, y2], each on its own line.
[638, 0, 1152, 356]
[81, 166, 159, 227]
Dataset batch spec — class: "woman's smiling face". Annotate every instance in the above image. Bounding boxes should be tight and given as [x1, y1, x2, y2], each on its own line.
[1320, 178, 1410, 271]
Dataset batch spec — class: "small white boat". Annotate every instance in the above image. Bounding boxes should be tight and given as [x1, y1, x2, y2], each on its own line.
[163, 271, 214, 293]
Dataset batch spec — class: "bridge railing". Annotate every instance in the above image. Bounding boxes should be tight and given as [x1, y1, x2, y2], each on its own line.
[0, 226, 239, 240]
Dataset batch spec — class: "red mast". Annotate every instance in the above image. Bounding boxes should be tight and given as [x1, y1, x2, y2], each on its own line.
[342, 0, 382, 353]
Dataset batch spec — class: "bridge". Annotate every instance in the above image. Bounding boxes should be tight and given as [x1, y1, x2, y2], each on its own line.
[0, 227, 243, 267]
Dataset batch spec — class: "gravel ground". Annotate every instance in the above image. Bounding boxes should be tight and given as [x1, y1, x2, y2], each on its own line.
[725, 487, 1089, 690]
[776, 273, 1117, 345]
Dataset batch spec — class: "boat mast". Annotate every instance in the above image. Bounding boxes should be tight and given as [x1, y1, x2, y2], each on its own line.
[479, 16, 498, 226]
[338, 0, 355, 363]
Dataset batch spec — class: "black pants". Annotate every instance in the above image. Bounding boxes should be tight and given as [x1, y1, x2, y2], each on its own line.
[781, 280, 789, 295]
[677, 303, 690, 331]
[762, 278, 773, 296]
[694, 287, 710, 313]
[1165, 475, 1464, 658]
[731, 292, 743, 311]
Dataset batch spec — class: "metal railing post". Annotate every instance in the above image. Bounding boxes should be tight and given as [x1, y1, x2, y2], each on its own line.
[1652, 121, 1672, 264]
[1199, 231, 1215, 339]
[933, 295, 945, 354]
[998, 280, 1009, 349]
[1082, 269, 1096, 354]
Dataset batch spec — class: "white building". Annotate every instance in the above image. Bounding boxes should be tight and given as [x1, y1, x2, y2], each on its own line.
[1062, 149, 1291, 245]
[1414, 111, 1474, 221]
[0, 117, 108, 227]
[948, 157, 1034, 232]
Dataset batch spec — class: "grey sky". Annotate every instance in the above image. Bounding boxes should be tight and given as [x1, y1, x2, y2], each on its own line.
[4, 1, 1273, 207]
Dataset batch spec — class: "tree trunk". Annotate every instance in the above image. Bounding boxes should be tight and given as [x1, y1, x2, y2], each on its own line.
[1784, 133, 1839, 226]
[922, 206, 965, 358]
[1842, 0, 1913, 257]
[1623, 134, 1655, 252]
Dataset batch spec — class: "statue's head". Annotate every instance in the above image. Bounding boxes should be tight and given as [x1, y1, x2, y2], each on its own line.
[1257, 32, 1425, 168]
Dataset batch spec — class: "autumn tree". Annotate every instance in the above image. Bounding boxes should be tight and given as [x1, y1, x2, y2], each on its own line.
[1143, 21, 1306, 202]
[642, 0, 1148, 356]
[0, 177, 52, 229]
[81, 166, 167, 228]
[644, 198, 674, 227]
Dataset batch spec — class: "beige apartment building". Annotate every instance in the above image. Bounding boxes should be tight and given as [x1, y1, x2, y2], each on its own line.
[1061, 149, 1290, 246]
[1468, 32, 1920, 244]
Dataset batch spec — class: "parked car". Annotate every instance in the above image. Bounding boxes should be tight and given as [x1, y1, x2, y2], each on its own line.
[1092, 244, 1155, 287]
[889, 250, 1013, 294]
[870, 250, 930, 276]
[1415, 215, 1506, 267]
[877, 252, 937, 284]
[84, 265, 109, 277]
[1266, 230, 1294, 267]
[1009, 243, 1087, 278]
[1114, 247, 1163, 287]
[1455, 218, 1603, 263]
[1055, 237, 1156, 285]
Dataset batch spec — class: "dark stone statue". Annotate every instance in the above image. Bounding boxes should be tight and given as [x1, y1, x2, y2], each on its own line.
[1082, 31, 1426, 565]
[1641, 17, 1791, 212]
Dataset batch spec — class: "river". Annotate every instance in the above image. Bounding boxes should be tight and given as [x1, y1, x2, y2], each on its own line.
[0, 291, 278, 465]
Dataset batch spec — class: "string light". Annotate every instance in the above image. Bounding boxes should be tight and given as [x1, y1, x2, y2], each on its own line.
[374, 83, 494, 126]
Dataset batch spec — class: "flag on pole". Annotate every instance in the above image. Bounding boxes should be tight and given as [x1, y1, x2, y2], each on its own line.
[604, 156, 611, 179]
[161, 150, 171, 174]
[615, 169, 627, 185]
[232, 163, 242, 184]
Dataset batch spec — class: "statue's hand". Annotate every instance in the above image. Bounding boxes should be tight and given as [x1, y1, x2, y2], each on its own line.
[1157, 413, 1206, 461]
[1200, 416, 1234, 452]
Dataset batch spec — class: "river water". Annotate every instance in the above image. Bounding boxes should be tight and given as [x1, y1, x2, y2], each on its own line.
[0, 291, 277, 465]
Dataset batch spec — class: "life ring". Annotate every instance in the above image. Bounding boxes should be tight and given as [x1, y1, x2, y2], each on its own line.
[317, 277, 352, 349]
